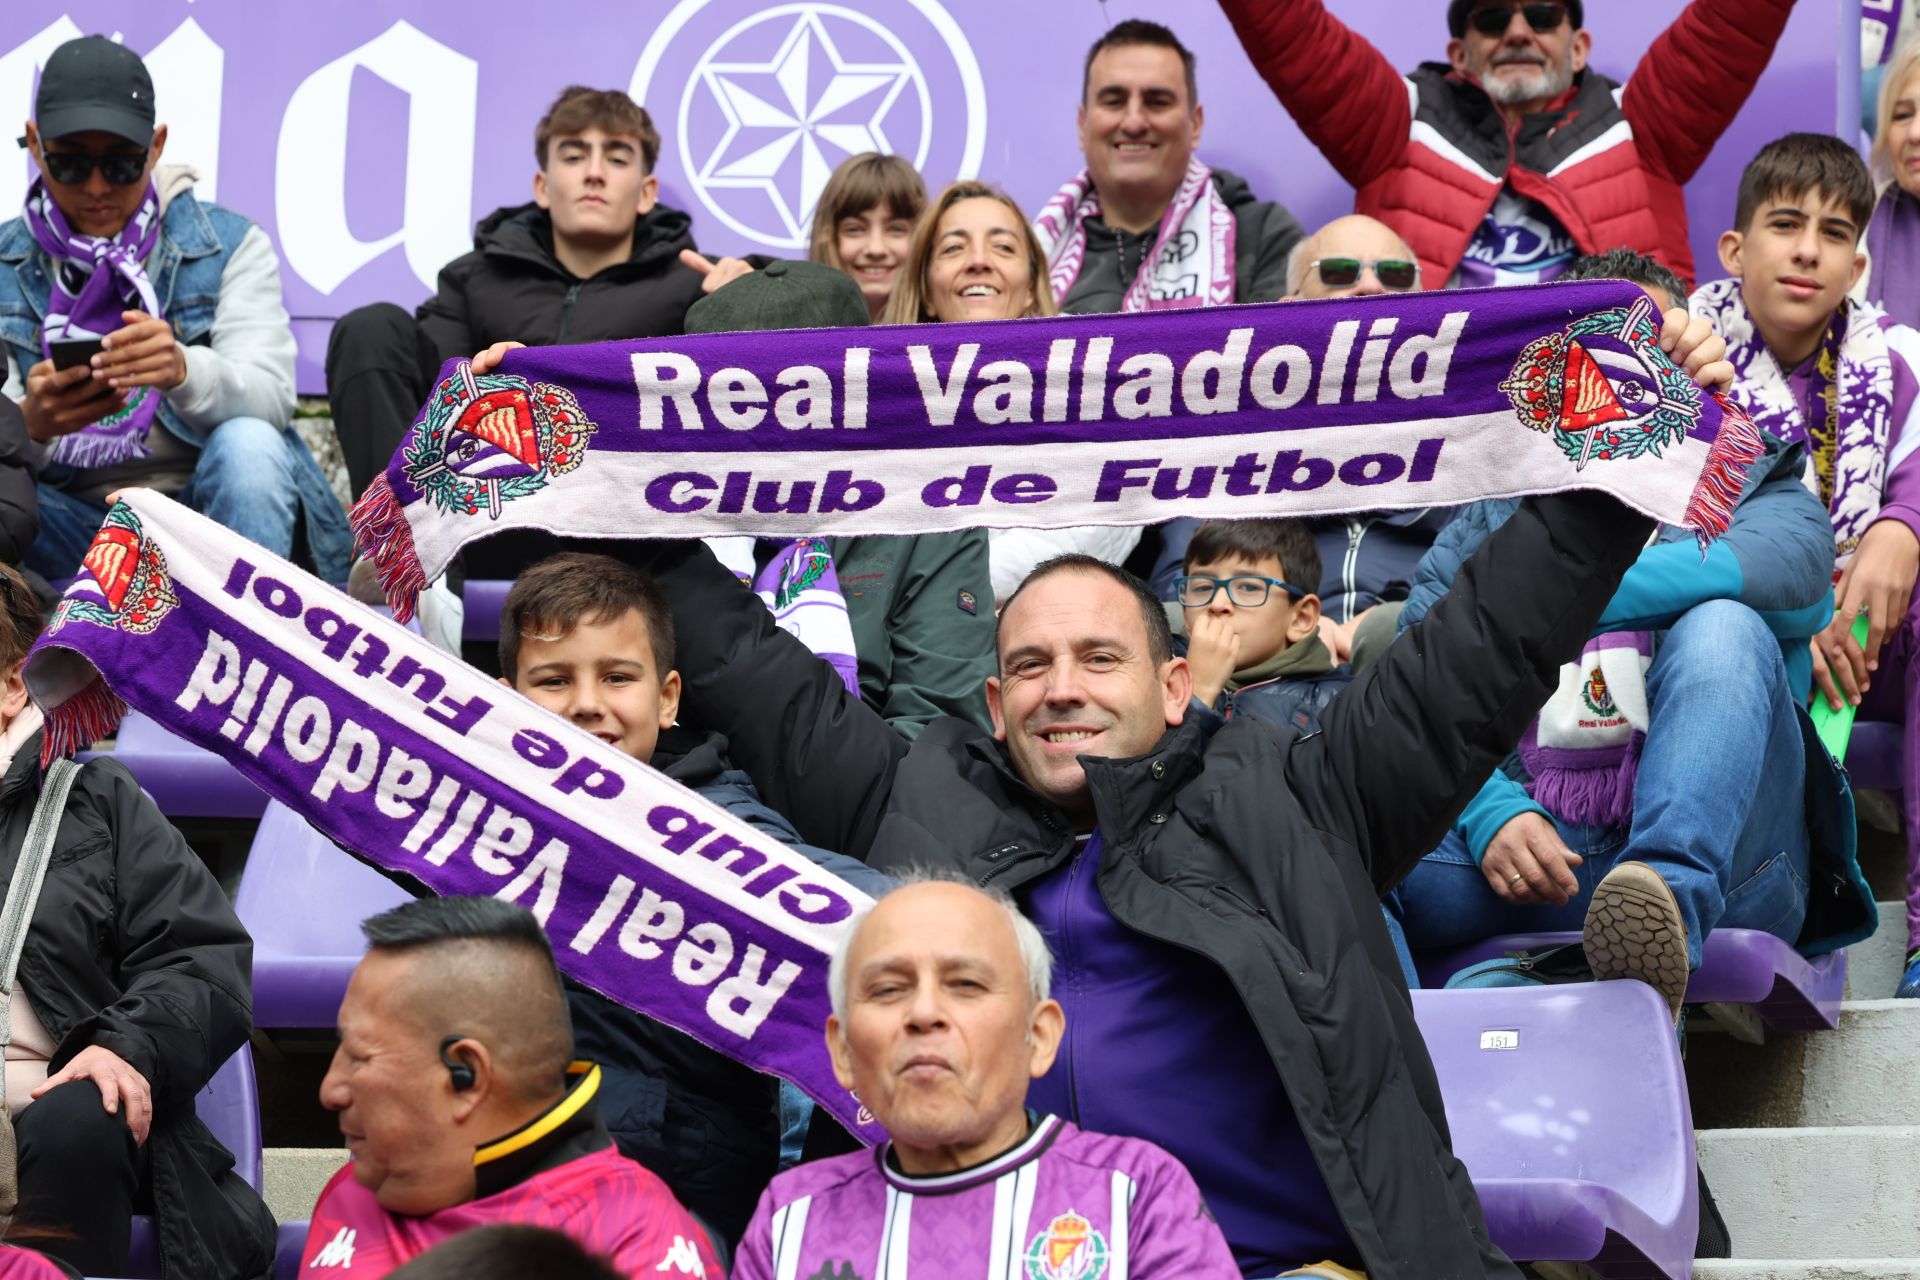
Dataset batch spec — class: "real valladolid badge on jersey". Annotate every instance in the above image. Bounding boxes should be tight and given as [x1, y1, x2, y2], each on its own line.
[1024, 1209, 1110, 1280]
[404, 364, 597, 519]
[1500, 294, 1704, 469]
[52, 503, 178, 635]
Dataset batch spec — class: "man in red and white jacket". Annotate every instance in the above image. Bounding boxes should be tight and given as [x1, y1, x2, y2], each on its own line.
[1217, 0, 1796, 290]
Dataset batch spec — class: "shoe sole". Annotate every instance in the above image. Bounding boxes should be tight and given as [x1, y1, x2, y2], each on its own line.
[1584, 863, 1689, 1021]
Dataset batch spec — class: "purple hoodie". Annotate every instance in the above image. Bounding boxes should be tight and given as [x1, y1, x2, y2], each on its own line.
[731, 1113, 1238, 1280]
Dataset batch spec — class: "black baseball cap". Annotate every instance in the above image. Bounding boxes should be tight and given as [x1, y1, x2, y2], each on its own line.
[34, 36, 155, 146]
[1447, 0, 1584, 37]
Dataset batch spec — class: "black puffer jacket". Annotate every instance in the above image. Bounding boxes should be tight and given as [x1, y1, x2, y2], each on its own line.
[414, 202, 706, 357]
[603, 489, 1649, 1279]
[2, 734, 271, 1280]
[0, 396, 38, 565]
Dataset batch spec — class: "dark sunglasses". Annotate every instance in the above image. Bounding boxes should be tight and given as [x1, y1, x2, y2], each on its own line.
[1308, 257, 1420, 291]
[1468, 2, 1569, 35]
[39, 150, 148, 187]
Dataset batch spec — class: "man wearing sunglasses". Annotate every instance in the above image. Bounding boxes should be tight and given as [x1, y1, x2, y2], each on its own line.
[1218, 0, 1795, 290]
[0, 36, 349, 583]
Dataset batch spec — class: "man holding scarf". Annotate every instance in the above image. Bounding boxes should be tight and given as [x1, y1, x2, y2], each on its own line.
[0, 36, 349, 584]
[1034, 19, 1303, 315]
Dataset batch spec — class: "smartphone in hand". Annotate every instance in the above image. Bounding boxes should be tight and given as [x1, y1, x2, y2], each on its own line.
[48, 337, 105, 372]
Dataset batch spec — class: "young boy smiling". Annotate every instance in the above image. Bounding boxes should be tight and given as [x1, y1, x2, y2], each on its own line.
[1690, 133, 1920, 997]
[1178, 518, 1350, 733]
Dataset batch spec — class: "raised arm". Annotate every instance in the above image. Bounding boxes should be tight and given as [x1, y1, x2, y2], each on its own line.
[583, 538, 909, 859]
[1292, 491, 1652, 892]
[1621, 0, 1796, 184]
[1215, 0, 1413, 189]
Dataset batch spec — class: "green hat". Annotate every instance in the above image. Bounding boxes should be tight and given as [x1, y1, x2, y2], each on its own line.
[684, 259, 869, 335]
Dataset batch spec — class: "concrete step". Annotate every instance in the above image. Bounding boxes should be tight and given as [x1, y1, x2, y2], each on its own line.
[1842, 901, 1910, 1000]
[1688, 998, 1920, 1128]
[1693, 1263, 1920, 1279]
[1696, 1126, 1920, 1259]
[264, 1147, 348, 1224]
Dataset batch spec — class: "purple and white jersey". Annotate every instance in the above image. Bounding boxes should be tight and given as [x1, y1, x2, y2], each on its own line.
[732, 1113, 1239, 1280]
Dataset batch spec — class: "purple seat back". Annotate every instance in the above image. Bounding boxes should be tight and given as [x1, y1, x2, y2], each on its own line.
[1845, 719, 1903, 794]
[461, 579, 511, 644]
[79, 711, 268, 820]
[274, 1222, 310, 1280]
[1416, 928, 1846, 1030]
[1412, 985, 1696, 1279]
[122, 1046, 261, 1277]
[235, 800, 413, 1027]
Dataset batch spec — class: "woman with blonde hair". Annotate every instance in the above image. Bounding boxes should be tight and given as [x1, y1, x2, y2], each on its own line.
[808, 153, 927, 322]
[883, 182, 1137, 600]
[1867, 34, 1920, 326]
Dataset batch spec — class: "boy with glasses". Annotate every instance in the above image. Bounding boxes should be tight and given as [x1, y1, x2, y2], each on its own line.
[1217, 0, 1795, 288]
[1, 36, 350, 582]
[1178, 519, 1350, 734]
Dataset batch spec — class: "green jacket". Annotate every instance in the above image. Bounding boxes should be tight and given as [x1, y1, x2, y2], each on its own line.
[830, 531, 996, 738]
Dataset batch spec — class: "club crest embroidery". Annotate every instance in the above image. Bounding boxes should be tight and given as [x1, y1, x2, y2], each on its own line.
[403, 363, 596, 519]
[1024, 1210, 1109, 1280]
[52, 504, 176, 635]
[1582, 665, 1617, 717]
[773, 540, 833, 609]
[1500, 295, 1703, 469]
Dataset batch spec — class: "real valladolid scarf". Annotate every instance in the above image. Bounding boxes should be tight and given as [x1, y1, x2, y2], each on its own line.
[24, 178, 164, 468]
[1034, 156, 1237, 310]
[1691, 277, 1893, 566]
[22, 494, 887, 1141]
[353, 280, 1762, 622]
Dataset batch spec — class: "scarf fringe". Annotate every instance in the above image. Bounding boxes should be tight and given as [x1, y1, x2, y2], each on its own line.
[39, 677, 127, 765]
[349, 475, 426, 622]
[1525, 733, 1643, 829]
[48, 426, 152, 470]
[1684, 395, 1765, 546]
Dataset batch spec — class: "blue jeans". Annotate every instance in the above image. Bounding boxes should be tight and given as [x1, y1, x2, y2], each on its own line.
[1386, 600, 1811, 974]
[27, 417, 349, 580]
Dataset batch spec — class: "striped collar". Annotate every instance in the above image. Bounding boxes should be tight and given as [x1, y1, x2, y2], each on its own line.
[471, 1061, 606, 1199]
[877, 1112, 1065, 1195]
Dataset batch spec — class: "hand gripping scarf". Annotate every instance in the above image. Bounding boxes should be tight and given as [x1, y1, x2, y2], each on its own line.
[349, 281, 1761, 623]
[705, 536, 862, 696]
[1691, 277, 1893, 568]
[23, 178, 164, 468]
[1034, 156, 1236, 311]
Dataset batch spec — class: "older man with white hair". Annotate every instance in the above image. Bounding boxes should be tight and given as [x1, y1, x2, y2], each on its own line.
[731, 877, 1239, 1280]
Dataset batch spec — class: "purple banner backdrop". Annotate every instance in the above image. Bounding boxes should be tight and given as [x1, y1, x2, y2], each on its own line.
[4, 1, 1860, 394]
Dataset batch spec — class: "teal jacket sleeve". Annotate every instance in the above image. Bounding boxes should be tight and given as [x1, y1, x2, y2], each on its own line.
[1455, 771, 1551, 865]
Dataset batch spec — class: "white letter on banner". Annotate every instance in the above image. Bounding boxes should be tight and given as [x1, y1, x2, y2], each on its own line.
[707, 946, 804, 1038]
[619, 889, 685, 960]
[375, 748, 435, 819]
[275, 22, 477, 294]
[143, 20, 224, 201]
[633, 355, 703, 429]
[496, 838, 569, 925]
[469, 805, 533, 875]
[311, 720, 380, 801]
[672, 922, 735, 986]
[175, 631, 242, 714]
[908, 344, 979, 426]
[1390, 312, 1471, 400]
[0, 17, 82, 213]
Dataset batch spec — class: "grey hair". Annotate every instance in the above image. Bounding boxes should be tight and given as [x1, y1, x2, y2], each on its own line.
[827, 869, 1055, 1023]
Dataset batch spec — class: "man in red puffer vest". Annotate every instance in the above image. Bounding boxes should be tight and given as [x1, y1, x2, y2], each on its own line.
[1216, 0, 1796, 290]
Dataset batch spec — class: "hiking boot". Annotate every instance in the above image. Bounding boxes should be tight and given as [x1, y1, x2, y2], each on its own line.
[1898, 950, 1920, 999]
[1583, 860, 1690, 1021]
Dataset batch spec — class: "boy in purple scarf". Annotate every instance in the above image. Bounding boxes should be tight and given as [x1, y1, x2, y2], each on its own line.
[1, 36, 349, 583]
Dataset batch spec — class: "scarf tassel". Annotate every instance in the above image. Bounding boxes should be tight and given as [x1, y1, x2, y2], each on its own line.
[1683, 395, 1766, 547]
[349, 475, 427, 623]
[1524, 732, 1643, 830]
[39, 676, 127, 767]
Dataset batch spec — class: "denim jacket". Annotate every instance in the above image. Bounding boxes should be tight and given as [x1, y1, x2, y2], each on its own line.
[0, 173, 350, 579]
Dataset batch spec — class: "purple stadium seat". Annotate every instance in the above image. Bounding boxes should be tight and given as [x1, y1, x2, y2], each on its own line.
[78, 710, 268, 820]
[275, 1222, 310, 1280]
[1412, 984, 1696, 1279]
[1845, 718, 1903, 794]
[236, 800, 412, 1027]
[1414, 927, 1847, 1031]
[461, 578, 511, 644]
[121, 1046, 262, 1277]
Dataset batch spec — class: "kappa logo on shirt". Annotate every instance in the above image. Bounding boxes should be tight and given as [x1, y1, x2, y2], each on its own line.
[654, 1235, 708, 1275]
[806, 1264, 863, 1280]
[308, 1227, 356, 1269]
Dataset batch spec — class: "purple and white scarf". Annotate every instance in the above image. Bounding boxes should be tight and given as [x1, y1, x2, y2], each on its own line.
[706, 537, 861, 696]
[1692, 277, 1893, 567]
[24, 178, 163, 468]
[349, 281, 1763, 622]
[1866, 184, 1920, 331]
[1520, 630, 1653, 829]
[1034, 157, 1236, 311]
[22, 493, 886, 1142]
